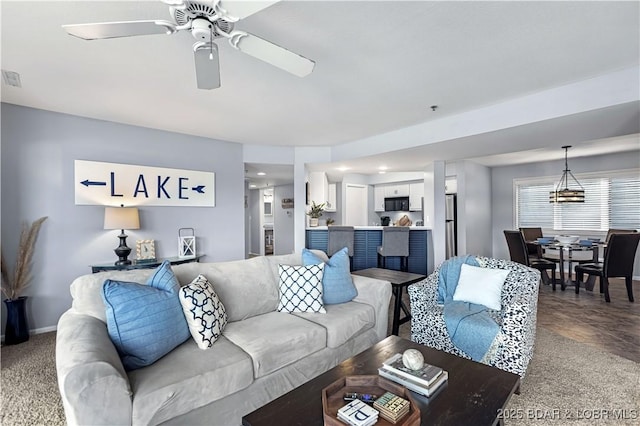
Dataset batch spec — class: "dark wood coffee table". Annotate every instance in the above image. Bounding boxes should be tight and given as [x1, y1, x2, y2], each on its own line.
[352, 268, 426, 335]
[242, 335, 520, 426]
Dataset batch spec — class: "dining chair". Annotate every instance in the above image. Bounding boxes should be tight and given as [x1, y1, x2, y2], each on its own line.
[504, 230, 557, 290]
[519, 227, 543, 259]
[575, 233, 640, 302]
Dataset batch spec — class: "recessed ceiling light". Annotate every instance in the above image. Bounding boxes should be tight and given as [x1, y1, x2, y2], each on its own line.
[257, 172, 266, 176]
[249, 184, 257, 188]
[378, 171, 386, 175]
[378, 166, 388, 171]
[336, 166, 350, 172]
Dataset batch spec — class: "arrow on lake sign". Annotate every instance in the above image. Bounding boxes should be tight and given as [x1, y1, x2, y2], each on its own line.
[80, 179, 107, 187]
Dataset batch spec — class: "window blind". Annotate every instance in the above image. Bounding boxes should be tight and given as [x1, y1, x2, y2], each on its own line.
[515, 170, 640, 232]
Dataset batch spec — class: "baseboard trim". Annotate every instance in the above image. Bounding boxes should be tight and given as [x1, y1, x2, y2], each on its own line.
[1, 325, 57, 343]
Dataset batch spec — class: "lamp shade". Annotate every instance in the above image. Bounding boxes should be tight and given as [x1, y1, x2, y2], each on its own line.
[104, 207, 140, 230]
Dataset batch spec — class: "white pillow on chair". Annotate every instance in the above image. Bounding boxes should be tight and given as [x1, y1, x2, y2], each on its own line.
[453, 263, 509, 310]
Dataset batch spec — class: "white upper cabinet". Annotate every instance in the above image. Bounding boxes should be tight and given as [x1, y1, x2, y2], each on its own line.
[374, 186, 385, 212]
[308, 171, 327, 206]
[384, 184, 409, 197]
[409, 182, 424, 211]
[308, 172, 336, 211]
[326, 183, 337, 212]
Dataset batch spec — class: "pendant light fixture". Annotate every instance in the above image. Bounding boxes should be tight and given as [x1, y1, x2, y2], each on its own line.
[549, 145, 585, 203]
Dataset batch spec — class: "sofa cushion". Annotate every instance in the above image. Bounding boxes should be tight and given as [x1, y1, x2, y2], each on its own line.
[302, 247, 357, 305]
[127, 336, 254, 426]
[174, 256, 279, 322]
[223, 311, 327, 378]
[179, 275, 228, 350]
[294, 301, 374, 348]
[102, 261, 190, 371]
[71, 269, 155, 322]
[277, 264, 326, 313]
[265, 252, 303, 282]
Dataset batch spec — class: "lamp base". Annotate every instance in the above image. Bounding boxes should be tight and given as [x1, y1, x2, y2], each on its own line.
[114, 230, 132, 266]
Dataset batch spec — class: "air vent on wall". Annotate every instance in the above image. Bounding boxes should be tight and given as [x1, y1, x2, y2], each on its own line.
[2, 70, 22, 87]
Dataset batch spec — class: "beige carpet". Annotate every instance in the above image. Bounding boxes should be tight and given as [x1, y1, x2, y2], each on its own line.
[2, 327, 639, 425]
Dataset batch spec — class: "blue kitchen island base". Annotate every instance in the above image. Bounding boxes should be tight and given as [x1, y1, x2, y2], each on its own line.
[306, 227, 430, 275]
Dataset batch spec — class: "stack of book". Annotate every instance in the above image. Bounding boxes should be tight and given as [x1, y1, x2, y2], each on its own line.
[337, 399, 378, 426]
[373, 391, 410, 423]
[378, 353, 448, 397]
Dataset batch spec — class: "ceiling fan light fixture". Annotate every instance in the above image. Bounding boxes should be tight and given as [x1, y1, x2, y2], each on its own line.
[549, 145, 585, 203]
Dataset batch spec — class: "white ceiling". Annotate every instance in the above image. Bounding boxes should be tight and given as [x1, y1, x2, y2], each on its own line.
[2, 1, 639, 185]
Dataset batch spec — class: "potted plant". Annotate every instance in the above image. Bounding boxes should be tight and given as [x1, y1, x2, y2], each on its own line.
[1, 216, 47, 345]
[306, 201, 325, 227]
[325, 218, 335, 226]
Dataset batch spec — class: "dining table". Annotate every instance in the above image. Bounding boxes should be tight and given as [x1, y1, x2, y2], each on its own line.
[531, 240, 602, 291]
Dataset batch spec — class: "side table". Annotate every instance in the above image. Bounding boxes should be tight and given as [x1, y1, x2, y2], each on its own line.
[351, 267, 426, 335]
[90, 255, 204, 273]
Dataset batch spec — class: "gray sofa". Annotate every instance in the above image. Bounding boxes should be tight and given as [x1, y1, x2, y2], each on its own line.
[56, 251, 391, 425]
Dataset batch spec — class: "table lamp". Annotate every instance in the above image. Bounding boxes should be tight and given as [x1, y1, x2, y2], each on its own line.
[104, 205, 140, 265]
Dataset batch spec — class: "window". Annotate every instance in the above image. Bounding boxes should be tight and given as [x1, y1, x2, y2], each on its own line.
[515, 169, 640, 232]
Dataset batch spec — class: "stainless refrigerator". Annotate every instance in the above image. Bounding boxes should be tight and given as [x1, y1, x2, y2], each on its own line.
[445, 194, 457, 259]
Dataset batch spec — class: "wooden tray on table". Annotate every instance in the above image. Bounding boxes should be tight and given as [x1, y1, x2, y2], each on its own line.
[321, 375, 420, 426]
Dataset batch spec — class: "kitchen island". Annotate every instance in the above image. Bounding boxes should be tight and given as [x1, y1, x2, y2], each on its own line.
[306, 226, 431, 275]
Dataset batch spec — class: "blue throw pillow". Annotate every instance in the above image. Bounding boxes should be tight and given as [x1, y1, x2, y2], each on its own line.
[302, 248, 357, 304]
[102, 260, 190, 370]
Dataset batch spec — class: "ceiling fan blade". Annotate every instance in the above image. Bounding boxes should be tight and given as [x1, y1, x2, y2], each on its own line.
[229, 32, 315, 77]
[62, 20, 176, 40]
[215, 0, 281, 21]
[194, 43, 221, 90]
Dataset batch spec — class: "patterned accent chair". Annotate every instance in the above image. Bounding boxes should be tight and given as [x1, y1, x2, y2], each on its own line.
[408, 257, 540, 378]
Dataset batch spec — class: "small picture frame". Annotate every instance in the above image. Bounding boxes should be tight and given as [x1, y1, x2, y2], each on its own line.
[136, 239, 156, 261]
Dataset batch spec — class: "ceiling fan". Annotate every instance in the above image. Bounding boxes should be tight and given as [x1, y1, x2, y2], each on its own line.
[62, 0, 315, 89]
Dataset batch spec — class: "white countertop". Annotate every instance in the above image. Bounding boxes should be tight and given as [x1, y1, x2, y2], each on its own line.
[307, 226, 431, 230]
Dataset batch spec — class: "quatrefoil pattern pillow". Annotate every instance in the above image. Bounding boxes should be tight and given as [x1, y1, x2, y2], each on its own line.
[179, 275, 228, 350]
[277, 263, 326, 313]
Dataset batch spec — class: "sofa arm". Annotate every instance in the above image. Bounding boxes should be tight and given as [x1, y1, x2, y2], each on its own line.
[56, 311, 132, 426]
[351, 275, 392, 340]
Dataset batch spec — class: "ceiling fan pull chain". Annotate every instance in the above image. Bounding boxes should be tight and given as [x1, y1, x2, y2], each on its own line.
[209, 26, 215, 60]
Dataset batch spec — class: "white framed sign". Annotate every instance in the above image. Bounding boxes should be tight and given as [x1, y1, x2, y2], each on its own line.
[75, 160, 215, 207]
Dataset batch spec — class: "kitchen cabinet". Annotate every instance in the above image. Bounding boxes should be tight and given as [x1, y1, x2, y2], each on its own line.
[306, 228, 429, 275]
[326, 183, 337, 212]
[309, 172, 337, 212]
[308, 171, 329, 206]
[374, 186, 385, 212]
[384, 184, 409, 197]
[409, 182, 424, 211]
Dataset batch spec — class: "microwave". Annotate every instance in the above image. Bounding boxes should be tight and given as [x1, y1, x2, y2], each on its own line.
[384, 197, 409, 212]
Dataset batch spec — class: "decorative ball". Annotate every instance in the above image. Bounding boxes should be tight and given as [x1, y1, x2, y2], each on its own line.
[402, 349, 424, 370]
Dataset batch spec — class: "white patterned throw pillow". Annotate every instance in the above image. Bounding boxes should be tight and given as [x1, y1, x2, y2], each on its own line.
[179, 275, 228, 350]
[277, 264, 326, 313]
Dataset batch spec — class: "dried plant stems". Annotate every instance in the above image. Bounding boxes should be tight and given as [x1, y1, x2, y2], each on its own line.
[1, 216, 48, 301]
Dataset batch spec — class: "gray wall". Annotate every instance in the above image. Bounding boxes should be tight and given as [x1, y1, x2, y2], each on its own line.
[1, 104, 245, 333]
[274, 184, 294, 254]
[491, 150, 640, 275]
[457, 160, 492, 257]
[247, 188, 261, 256]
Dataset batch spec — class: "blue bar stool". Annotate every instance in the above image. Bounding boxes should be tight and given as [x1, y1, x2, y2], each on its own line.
[377, 227, 410, 272]
[327, 226, 355, 270]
